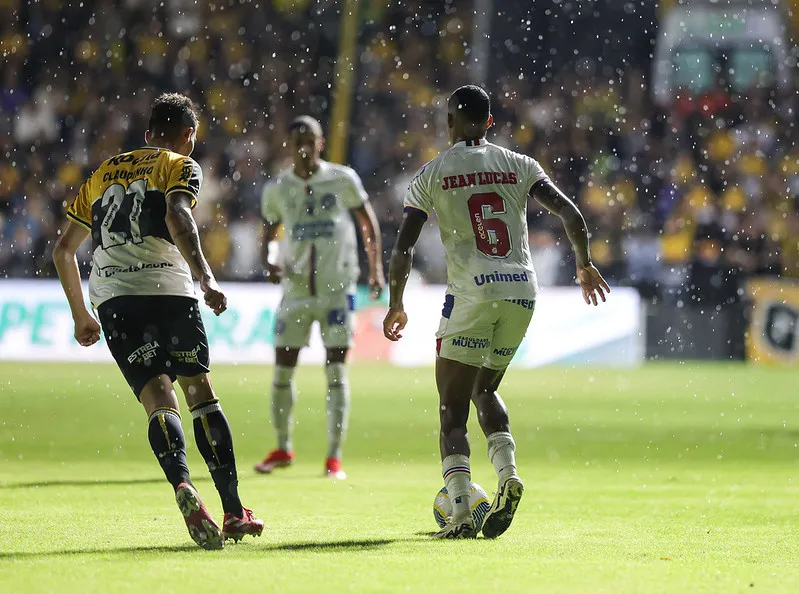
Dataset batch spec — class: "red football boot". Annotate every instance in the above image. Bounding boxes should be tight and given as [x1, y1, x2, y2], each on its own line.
[175, 483, 224, 550]
[223, 507, 265, 542]
[254, 449, 294, 474]
[324, 457, 347, 480]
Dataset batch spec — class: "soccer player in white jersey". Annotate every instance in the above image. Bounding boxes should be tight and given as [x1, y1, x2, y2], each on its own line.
[255, 116, 384, 479]
[383, 85, 610, 539]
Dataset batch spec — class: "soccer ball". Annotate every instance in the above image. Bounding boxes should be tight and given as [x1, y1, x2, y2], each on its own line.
[433, 482, 491, 531]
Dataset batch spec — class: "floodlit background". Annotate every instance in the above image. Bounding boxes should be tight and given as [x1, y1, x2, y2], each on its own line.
[1, 1, 798, 593]
[1, 0, 798, 364]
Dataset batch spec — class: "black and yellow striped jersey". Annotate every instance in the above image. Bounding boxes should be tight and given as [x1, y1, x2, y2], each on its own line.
[66, 147, 203, 307]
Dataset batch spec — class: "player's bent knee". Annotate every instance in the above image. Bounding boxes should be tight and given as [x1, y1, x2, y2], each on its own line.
[139, 374, 180, 416]
[177, 373, 217, 408]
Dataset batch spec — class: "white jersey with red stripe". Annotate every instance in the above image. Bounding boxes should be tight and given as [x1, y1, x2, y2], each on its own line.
[261, 160, 367, 298]
[404, 139, 549, 303]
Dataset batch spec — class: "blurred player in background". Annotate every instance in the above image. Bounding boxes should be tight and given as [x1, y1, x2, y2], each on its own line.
[255, 116, 384, 479]
[383, 85, 610, 539]
[52, 93, 263, 550]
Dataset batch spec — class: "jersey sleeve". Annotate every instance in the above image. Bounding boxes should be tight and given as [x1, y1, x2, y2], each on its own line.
[403, 162, 433, 220]
[165, 156, 203, 207]
[261, 182, 281, 224]
[66, 182, 92, 230]
[522, 155, 550, 193]
[340, 167, 368, 209]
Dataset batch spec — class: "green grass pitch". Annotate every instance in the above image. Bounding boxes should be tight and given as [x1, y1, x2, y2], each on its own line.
[0, 362, 797, 593]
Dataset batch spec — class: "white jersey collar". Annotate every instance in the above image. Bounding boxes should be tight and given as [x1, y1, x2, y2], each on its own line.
[452, 138, 487, 148]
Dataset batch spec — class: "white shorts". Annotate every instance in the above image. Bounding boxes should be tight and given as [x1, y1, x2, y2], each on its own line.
[274, 293, 355, 349]
[436, 295, 535, 370]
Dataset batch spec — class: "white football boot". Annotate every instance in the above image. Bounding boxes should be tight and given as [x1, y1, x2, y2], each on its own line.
[481, 476, 524, 539]
[432, 517, 477, 539]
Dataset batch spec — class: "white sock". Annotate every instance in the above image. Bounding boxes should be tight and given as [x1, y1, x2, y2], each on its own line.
[487, 431, 518, 483]
[325, 362, 350, 460]
[272, 365, 296, 452]
[442, 454, 471, 523]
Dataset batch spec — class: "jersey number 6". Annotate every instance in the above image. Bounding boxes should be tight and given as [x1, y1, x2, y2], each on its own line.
[467, 192, 511, 258]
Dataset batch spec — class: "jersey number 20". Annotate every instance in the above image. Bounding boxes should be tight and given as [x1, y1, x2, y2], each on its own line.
[98, 180, 147, 249]
[467, 192, 511, 258]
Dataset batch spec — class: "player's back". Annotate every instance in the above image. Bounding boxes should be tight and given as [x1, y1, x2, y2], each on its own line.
[67, 147, 203, 307]
[405, 140, 549, 303]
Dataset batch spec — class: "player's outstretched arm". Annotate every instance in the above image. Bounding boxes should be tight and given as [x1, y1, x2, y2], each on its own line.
[383, 211, 426, 341]
[530, 180, 611, 306]
[165, 191, 227, 315]
[53, 220, 101, 346]
[262, 221, 283, 284]
[353, 202, 385, 298]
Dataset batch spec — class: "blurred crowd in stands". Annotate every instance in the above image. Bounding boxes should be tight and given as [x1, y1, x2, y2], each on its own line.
[1, 0, 797, 310]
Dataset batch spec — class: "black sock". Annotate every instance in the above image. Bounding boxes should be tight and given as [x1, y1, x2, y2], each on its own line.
[191, 399, 243, 516]
[147, 408, 192, 490]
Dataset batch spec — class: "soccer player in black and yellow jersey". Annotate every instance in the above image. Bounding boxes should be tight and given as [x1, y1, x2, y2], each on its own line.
[53, 93, 263, 550]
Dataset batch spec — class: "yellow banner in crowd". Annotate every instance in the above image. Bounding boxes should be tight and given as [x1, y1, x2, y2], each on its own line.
[747, 278, 799, 366]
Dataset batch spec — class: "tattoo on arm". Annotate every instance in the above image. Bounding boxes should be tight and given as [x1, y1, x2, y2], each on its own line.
[530, 180, 592, 268]
[165, 192, 213, 280]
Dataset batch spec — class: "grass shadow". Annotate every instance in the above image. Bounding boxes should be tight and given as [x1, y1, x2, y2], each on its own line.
[1, 474, 367, 489]
[0, 544, 199, 559]
[0, 477, 213, 489]
[0, 538, 404, 560]
[263, 538, 397, 552]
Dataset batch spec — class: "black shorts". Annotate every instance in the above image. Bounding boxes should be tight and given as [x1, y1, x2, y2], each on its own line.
[97, 295, 211, 399]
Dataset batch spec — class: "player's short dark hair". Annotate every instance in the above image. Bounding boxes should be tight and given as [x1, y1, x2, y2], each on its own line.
[148, 93, 199, 140]
[288, 115, 323, 137]
[449, 85, 491, 124]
